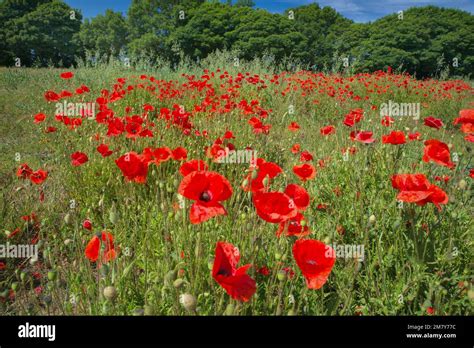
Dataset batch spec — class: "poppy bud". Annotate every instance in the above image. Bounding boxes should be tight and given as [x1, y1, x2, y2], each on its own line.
[109, 204, 119, 224]
[83, 219, 92, 230]
[164, 270, 177, 285]
[47, 271, 57, 281]
[458, 179, 467, 190]
[11, 282, 18, 291]
[20, 272, 27, 283]
[207, 258, 214, 270]
[64, 213, 72, 225]
[275, 252, 282, 260]
[179, 293, 196, 312]
[98, 197, 104, 208]
[277, 270, 287, 281]
[103, 286, 117, 301]
[251, 170, 258, 180]
[300, 219, 306, 227]
[159, 182, 164, 189]
[262, 175, 270, 187]
[173, 278, 185, 289]
[242, 179, 249, 188]
[368, 214, 376, 224]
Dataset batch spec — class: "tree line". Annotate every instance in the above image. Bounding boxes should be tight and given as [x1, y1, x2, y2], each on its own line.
[0, 0, 473, 77]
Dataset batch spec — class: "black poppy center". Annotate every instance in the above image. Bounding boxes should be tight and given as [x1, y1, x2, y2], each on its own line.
[199, 190, 212, 202]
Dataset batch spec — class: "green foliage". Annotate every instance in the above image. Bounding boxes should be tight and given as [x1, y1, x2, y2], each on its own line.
[1, 0, 82, 67]
[0, 1, 473, 77]
[340, 6, 474, 77]
[78, 10, 128, 56]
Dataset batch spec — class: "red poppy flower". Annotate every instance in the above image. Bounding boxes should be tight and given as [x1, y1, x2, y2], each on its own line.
[97, 144, 113, 157]
[179, 159, 208, 176]
[44, 90, 60, 102]
[212, 241, 256, 302]
[243, 158, 282, 192]
[71, 152, 88, 166]
[381, 116, 394, 127]
[350, 130, 375, 144]
[292, 239, 336, 289]
[60, 72, 74, 79]
[343, 108, 364, 127]
[293, 163, 316, 182]
[252, 191, 297, 223]
[291, 143, 301, 154]
[277, 212, 310, 238]
[257, 266, 270, 276]
[45, 126, 57, 133]
[422, 139, 454, 169]
[152, 147, 172, 164]
[408, 132, 421, 141]
[424, 116, 443, 129]
[83, 219, 92, 230]
[284, 184, 310, 211]
[391, 173, 448, 210]
[320, 125, 335, 135]
[115, 152, 149, 183]
[382, 131, 406, 145]
[300, 150, 313, 162]
[34, 113, 46, 124]
[466, 134, 474, 142]
[453, 109, 474, 134]
[17, 163, 33, 179]
[30, 170, 48, 185]
[171, 147, 187, 160]
[288, 122, 300, 132]
[178, 171, 233, 224]
[85, 231, 116, 263]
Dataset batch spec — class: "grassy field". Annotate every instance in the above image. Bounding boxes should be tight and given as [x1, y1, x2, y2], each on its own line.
[0, 59, 472, 316]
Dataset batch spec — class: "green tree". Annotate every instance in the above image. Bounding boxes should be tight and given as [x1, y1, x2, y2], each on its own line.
[4, 0, 82, 67]
[339, 6, 474, 77]
[0, 0, 54, 65]
[78, 10, 128, 57]
[288, 3, 353, 70]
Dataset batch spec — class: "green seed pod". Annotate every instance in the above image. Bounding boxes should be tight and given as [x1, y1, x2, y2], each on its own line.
[275, 252, 282, 260]
[251, 170, 258, 180]
[20, 272, 27, 283]
[458, 179, 467, 190]
[159, 182, 165, 189]
[11, 282, 19, 291]
[242, 179, 249, 188]
[300, 219, 306, 227]
[262, 175, 270, 187]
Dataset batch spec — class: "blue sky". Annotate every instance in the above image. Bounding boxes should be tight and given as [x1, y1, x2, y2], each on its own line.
[64, 0, 474, 22]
